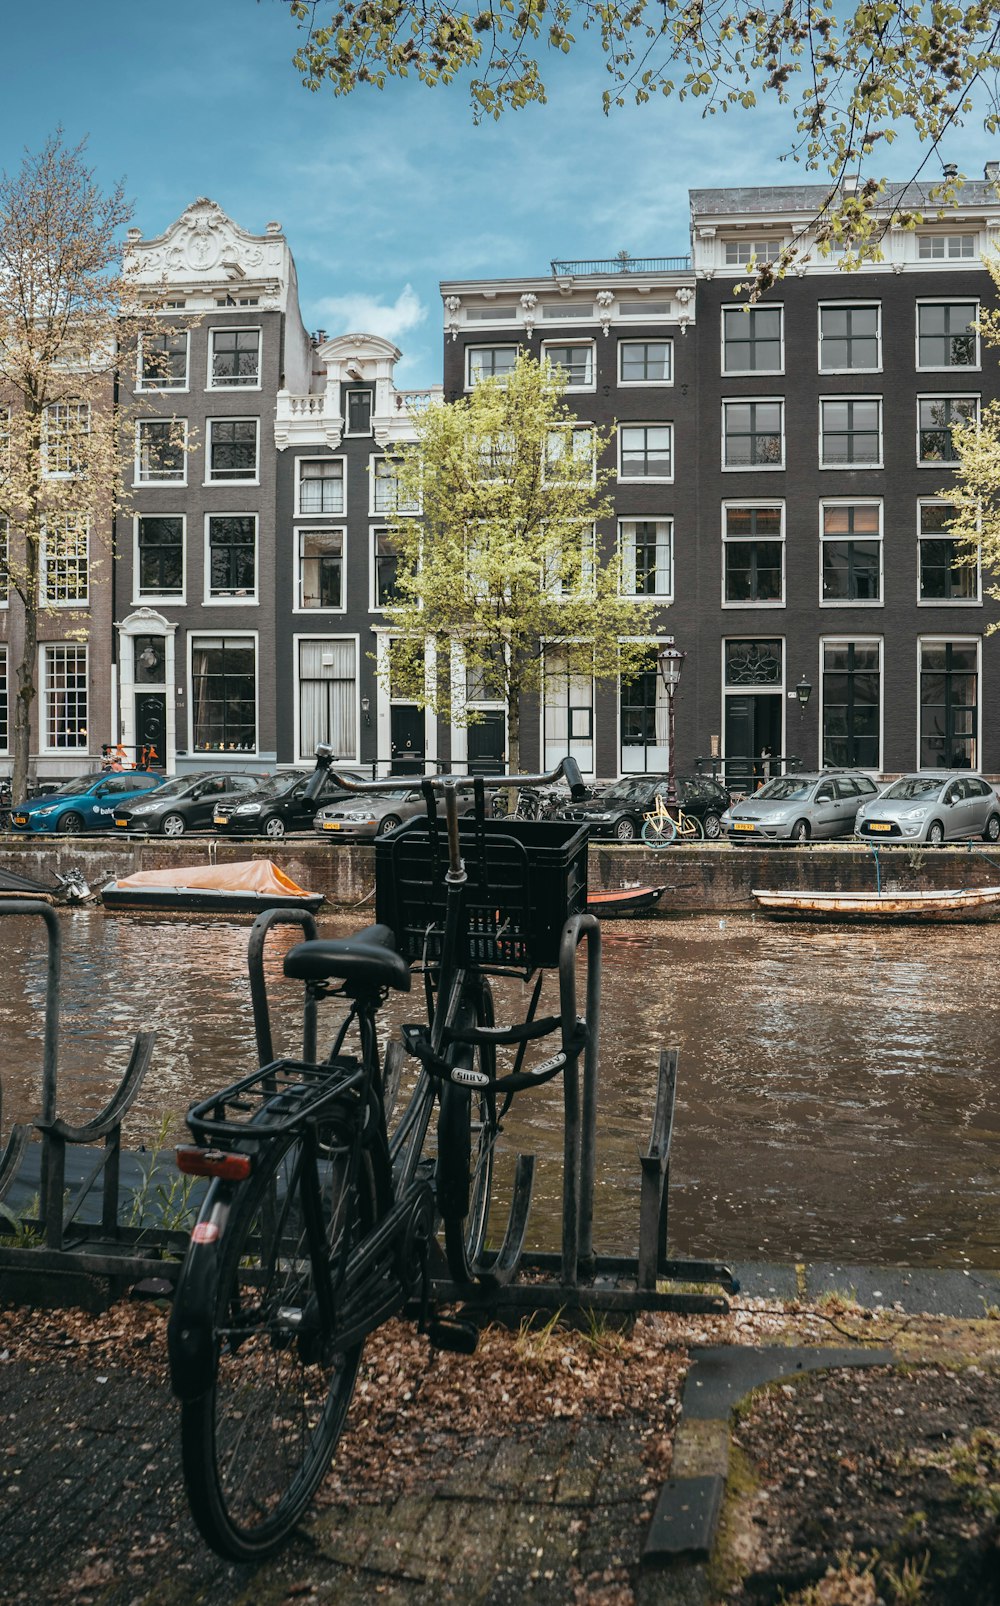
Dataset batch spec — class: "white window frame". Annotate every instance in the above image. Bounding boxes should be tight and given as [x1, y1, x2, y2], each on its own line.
[206, 326, 262, 391]
[0, 643, 7, 753]
[819, 635, 883, 773]
[619, 518, 674, 602]
[618, 423, 674, 483]
[721, 398, 785, 471]
[721, 500, 786, 609]
[43, 402, 90, 478]
[40, 514, 89, 607]
[205, 417, 260, 486]
[136, 328, 190, 393]
[916, 633, 982, 770]
[204, 512, 259, 604]
[916, 393, 980, 467]
[293, 633, 361, 765]
[370, 525, 403, 613]
[617, 636, 674, 776]
[344, 388, 374, 436]
[296, 455, 346, 517]
[721, 305, 784, 376]
[818, 395, 884, 470]
[133, 513, 186, 605]
[135, 417, 188, 486]
[370, 455, 421, 516]
[545, 425, 597, 486]
[188, 631, 259, 756]
[618, 338, 674, 386]
[917, 233, 977, 261]
[817, 301, 882, 374]
[540, 339, 596, 391]
[542, 523, 596, 599]
[0, 517, 8, 610]
[465, 345, 519, 388]
[40, 641, 89, 754]
[917, 498, 981, 606]
[722, 237, 783, 268]
[541, 641, 595, 776]
[295, 525, 347, 614]
[819, 498, 884, 608]
[916, 298, 981, 372]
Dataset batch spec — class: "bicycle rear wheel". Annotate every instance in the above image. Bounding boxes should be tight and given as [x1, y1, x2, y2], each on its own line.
[438, 977, 498, 1284]
[641, 816, 676, 847]
[180, 1124, 375, 1561]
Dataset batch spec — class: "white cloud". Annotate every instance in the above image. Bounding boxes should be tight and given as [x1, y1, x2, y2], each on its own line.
[311, 284, 428, 343]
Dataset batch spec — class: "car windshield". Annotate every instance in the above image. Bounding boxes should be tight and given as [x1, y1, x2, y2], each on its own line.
[142, 777, 191, 800]
[44, 774, 104, 798]
[883, 776, 943, 801]
[243, 771, 308, 801]
[755, 777, 815, 802]
[595, 780, 657, 806]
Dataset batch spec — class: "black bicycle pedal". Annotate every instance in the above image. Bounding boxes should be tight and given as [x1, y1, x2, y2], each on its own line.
[426, 1317, 479, 1355]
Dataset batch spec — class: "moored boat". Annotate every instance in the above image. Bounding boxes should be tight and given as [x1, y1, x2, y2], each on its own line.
[752, 885, 1000, 922]
[101, 859, 324, 915]
[587, 885, 667, 917]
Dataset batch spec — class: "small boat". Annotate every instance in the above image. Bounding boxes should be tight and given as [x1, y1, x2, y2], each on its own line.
[588, 885, 668, 918]
[101, 859, 324, 915]
[752, 885, 1000, 923]
[0, 865, 60, 901]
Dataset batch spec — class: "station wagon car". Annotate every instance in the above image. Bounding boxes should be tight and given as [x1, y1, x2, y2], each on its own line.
[720, 770, 879, 842]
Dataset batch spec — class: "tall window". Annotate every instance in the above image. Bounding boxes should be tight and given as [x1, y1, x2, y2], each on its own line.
[191, 637, 256, 752]
[619, 340, 672, 384]
[819, 398, 882, 467]
[0, 646, 6, 751]
[821, 503, 881, 602]
[372, 528, 399, 608]
[137, 515, 184, 597]
[822, 641, 880, 768]
[298, 529, 344, 609]
[819, 304, 880, 371]
[466, 346, 518, 385]
[44, 403, 89, 476]
[42, 514, 89, 605]
[620, 520, 672, 599]
[346, 389, 372, 434]
[723, 401, 783, 468]
[723, 504, 783, 603]
[207, 515, 256, 597]
[918, 502, 978, 601]
[545, 427, 595, 483]
[917, 301, 978, 368]
[543, 525, 595, 598]
[298, 457, 344, 515]
[298, 638, 357, 759]
[620, 647, 669, 773]
[917, 396, 978, 464]
[0, 518, 8, 607]
[722, 307, 782, 373]
[138, 330, 188, 389]
[543, 646, 593, 772]
[207, 419, 258, 481]
[136, 418, 186, 483]
[209, 328, 261, 387]
[43, 644, 88, 750]
[920, 641, 978, 768]
[372, 457, 420, 514]
[541, 343, 594, 387]
[619, 425, 672, 480]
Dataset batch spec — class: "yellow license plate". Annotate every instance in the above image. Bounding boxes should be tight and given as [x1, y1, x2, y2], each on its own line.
[114, 818, 129, 828]
[12, 814, 28, 826]
[323, 821, 342, 830]
[213, 815, 227, 825]
[868, 822, 891, 832]
[733, 821, 755, 832]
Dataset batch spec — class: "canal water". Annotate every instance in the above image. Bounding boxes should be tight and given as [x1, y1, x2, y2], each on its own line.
[1, 908, 997, 1269]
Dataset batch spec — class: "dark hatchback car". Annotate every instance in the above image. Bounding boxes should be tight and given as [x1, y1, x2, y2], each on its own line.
[212, 768, 369, 839]
[558, 774, 731, 841]
[112, 772, 261, 836]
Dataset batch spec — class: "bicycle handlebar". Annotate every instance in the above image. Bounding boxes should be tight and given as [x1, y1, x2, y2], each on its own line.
[302, 745, 588, 805]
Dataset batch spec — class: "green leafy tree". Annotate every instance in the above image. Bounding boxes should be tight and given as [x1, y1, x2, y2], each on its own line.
[947, 256, 1000, 613]
[283, 1, 1000, 271]
[378, 351, 656, 773]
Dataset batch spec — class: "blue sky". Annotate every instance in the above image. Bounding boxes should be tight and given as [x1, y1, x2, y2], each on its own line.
[3, 0, 999, 387]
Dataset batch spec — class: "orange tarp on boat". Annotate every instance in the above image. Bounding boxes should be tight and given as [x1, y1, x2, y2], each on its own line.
[112, 860, 316, 896]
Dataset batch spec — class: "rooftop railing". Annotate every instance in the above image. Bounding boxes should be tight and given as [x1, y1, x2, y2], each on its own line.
[550, 255, 692, 276]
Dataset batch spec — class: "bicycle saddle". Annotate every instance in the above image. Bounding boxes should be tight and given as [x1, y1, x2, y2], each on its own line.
[283, 923, 411, 993]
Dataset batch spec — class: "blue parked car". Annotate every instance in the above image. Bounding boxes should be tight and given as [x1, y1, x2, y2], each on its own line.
[10, 771, 164, 834]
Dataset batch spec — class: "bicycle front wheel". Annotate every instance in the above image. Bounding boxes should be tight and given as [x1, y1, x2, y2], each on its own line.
[438, 978, 497, 1284]
[180, 1125, 375, 1562]
[641, 816, 676, 847]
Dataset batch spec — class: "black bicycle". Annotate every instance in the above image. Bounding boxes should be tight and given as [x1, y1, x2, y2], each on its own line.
[167, 752, 596, 1561]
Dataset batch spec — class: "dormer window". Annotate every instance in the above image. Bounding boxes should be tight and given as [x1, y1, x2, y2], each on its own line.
[724, 238, 782, 266]
[346, 389, 373, 435]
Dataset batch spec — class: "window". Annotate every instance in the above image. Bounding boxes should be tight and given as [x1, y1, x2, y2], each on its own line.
[723, 504, 784, 604]
[917, 301, 978, 368]
[466, 305, 517, 321]
[136, 515, 184, 598]
[620, 520, 672, 599]
[298, 638, 357, 761]
[541, 342, 594, 388]
[822, 641, 881, 768]
[372, 457, 420, 514]
[298, 529, 344, 609]
[821, 503, 881, 603]
[207, 515, 256, 598]
[543, 646, 593, 772]
[819, 398, 882, 467]
[298, 457, 344, 515]
[0, 647, 6, 751]
[918, 501, 978, 601]
[138, 330, 188, 390]
[207, 419, 258, 481]
[619, 340, 672, 384]
[917, 396, 978, 464]
[620, 646, 669, 773]
[819, 304, 880, 371]
[546, 427, 596, 483]
[724, 238, 781, 265]
[136, 418, 186, 483]
[44, 402, 89, 476]
[475, 432, 515, 480]
[372, 528, 399, 609]
[209, 328, 261, 388]
[466, 346, 518, 385]
[543, 525, 595, 598]
[345, 389, 373, 434]
[722, 307, 783, 373]
[619, 299, 672, 317]
[42, 644, 87, 751]
[920, 640, 978, 768]
[191, 637, 256, 752]
[722, 401, 783, 468]
[0, 519, 8, 607]
[918, 234, 976, 260]
[619, 424, 672, 480]
[724, 638, 783, 686]
[42, 514, 89, 605]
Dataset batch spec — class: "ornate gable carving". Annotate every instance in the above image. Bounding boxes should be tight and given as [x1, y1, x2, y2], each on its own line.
[126, 198, 286, 286]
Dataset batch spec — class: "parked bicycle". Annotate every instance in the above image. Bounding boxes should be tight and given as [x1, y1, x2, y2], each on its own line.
[167, 749, 596, 1561]
[641, 792, 704, 846]
[491, 781, 568, 821]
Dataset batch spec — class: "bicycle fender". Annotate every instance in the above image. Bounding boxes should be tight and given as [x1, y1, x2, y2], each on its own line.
[167, 1190, 233, 1401]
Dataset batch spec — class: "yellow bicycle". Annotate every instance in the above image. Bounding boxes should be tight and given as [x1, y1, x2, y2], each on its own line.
[641, 794, 704, 846]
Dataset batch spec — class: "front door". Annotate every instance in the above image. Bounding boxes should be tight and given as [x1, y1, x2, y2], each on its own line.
[390, 705, 424, 775]
[467, 712, 505, 774]
[134, 693, 166, 762]
[725, 694, 782, 793]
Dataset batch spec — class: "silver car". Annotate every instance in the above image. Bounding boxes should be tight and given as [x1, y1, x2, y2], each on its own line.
[855, 772, 1000, 845]
[314, 780, 482, 841]
[721, 770, 879, 843]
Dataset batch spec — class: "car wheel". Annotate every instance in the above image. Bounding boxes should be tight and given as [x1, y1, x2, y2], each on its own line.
[58, 811, 84, 834]
[376, 815, 402, 837]
[263, 815, 286, 841]
[702, 812, 722, 841]
[984, 813, 1000, 843]
[613, 817, 637, 842]
[927, 820, 945, 846]
[161, 812, 186, 837]
[791, 818, 811, 844]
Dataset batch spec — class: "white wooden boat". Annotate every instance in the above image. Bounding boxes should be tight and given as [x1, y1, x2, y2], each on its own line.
[752, 885, 1000, 922]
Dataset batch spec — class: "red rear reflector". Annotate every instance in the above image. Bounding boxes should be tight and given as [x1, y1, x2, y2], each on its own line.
[176, 1146, 252, 1181]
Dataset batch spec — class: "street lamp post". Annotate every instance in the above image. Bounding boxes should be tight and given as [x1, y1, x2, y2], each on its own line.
[657, 643, 686, 811]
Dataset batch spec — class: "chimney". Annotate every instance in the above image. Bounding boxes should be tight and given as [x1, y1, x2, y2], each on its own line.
[986, 160, 1000, 184]
[943, 162, 958, 180]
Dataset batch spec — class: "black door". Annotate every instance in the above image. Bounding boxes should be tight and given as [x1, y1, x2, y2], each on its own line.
[390, 706, 424, 775]
[725, 695, 782, 792]
[135, 693, 166, 757]
[467, 712, 505, 774]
